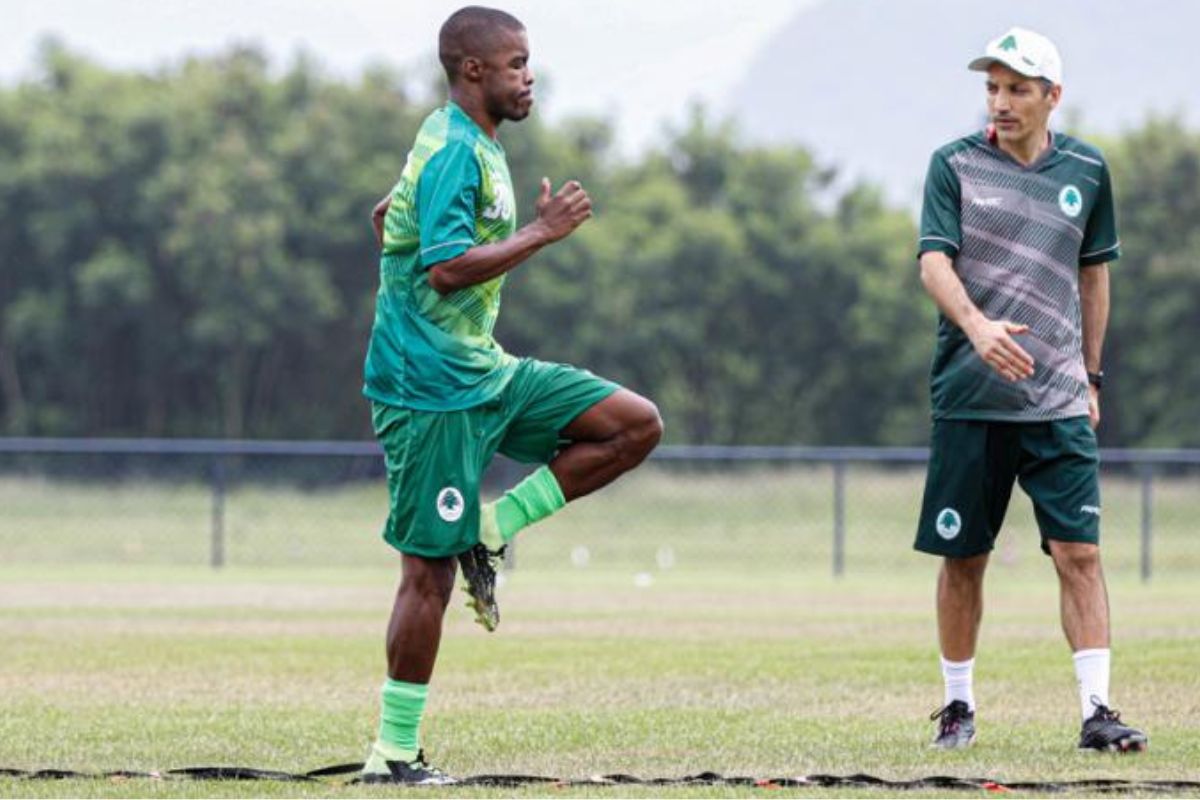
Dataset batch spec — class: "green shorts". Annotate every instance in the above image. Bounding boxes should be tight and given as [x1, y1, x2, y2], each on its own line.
[372, 358, 619, 558]
[914, 417, 1101, 559]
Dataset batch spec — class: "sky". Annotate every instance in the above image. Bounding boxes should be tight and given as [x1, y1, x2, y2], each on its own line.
[4, 0, 812, 153]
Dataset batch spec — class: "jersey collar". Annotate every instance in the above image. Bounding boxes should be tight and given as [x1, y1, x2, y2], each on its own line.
[984, 125, 1059, 171]
[446, 100, 504, 150]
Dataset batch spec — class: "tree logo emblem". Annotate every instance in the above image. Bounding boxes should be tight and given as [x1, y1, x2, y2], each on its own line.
[936, 508, 963, 540]
[436, 487, 465, 522]
[1058, 184, 1083, 218]
[998, 35, 1018, 52]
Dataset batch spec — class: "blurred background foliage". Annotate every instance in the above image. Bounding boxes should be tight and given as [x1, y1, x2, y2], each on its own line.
[1, 43, 1197, 446]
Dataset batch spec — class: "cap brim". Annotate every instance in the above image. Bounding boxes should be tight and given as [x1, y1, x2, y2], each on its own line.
[967, 56, 1001, 72]
[967, 54, 1044, 80]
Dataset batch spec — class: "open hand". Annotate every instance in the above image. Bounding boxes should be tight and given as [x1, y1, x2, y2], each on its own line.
[967, 318, 1035, 382]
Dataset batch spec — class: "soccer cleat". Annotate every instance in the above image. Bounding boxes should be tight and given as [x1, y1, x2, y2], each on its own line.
[458, 542, 505, 632]
[930, 700, 976, 750]
[359, 749, 457, 785]
[1079, 698, 1148, 752]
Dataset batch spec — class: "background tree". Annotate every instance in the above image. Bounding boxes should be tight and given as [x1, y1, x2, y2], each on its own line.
[1101, 118, 1200, 447]
[0, 46, 1195, 447]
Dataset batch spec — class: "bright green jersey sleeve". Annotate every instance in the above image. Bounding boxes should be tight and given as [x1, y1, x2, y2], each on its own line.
[918, 150, 962, 258]
[1079, 161, 1120, 266]
[363, 102, 519, 412]
[417, 142, 482, 268]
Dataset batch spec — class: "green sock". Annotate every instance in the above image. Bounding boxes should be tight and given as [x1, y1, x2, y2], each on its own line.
[481, 466, 566, 548]
[375, 679, 428, 761]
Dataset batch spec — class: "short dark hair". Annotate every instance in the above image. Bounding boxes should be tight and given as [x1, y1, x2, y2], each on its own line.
[438, 6, 525, 83]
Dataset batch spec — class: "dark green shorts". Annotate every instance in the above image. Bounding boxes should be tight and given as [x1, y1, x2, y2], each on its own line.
[372, 358, 619, 559]
[914, 417, 1101, 559]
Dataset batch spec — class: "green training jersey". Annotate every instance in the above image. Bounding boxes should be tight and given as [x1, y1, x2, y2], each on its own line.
[918, 129, 1120, 422]
[363, 101, 518, 411]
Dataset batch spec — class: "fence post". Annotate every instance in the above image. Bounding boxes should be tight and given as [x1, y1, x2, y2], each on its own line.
[832, 461, 846, 578]
[211, 457, 226, 569]
[1139, 465, 1153, 584]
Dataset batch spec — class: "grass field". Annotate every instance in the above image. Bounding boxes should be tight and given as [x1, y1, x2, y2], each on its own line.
[2, 469, 1199, 797]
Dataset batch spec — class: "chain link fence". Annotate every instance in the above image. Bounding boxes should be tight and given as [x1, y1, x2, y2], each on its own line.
[1, 439, 1198, 580]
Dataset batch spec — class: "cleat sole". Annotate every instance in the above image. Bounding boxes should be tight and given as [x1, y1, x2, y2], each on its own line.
[1079, 736, 1148, 754]
[930, 737, 975, 751]
[457, 545, 502, 632]
[359, 774, 458, 786]
[461, 586, 498, 632]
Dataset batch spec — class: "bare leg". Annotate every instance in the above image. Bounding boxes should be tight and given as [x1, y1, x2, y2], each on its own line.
[1048, 540, 1109, 650]
[937, 553, 990, 661]
[1054, 539, 1146, 749]
[551, 389, 662, 501]
[386, 555, 458, 682]
[364, 555, 458, 780]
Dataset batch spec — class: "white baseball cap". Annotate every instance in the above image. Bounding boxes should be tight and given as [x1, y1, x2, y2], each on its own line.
[968, 27, 1063, 85]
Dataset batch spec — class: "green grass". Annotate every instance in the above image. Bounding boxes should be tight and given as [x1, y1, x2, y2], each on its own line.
[1, 566, 1198, 798]
[2, 465, 1199, 574]
[1, 470, 1199, 797]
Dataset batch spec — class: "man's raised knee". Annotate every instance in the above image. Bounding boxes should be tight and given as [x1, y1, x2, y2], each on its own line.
[621, 395, 663, 462]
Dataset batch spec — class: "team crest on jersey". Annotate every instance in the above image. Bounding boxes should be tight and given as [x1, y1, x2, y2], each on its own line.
[936, 507, 962, 540]
[436, 487, 465, 522]
[1058, 184, 1083, 218]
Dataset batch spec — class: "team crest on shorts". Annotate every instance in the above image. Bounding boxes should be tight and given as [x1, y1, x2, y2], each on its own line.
[1058, 184, 1083, 218]
[436, 487, 465, 522]
[936, 507, 962, 540]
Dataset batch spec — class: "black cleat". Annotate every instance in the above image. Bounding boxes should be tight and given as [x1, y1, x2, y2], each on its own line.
[930, 700, 976, 750]
[1079, 698, 1148, 753]
[458, 543, 505, 632]
[359, 750, 457, 785]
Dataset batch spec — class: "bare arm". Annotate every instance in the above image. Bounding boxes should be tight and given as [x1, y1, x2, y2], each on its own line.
[428, 178, 591, 295]
[918, 251, 1035, 382]
[371, 195, 390, 246]
[1079, 263, 1110, 428]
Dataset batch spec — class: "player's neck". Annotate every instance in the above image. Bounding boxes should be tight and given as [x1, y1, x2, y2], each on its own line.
[995, 126, 1052, 166]
[449, 89, 501, 139]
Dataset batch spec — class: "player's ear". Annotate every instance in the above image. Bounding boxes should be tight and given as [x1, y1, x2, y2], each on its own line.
[1048, 84, 1062, 109]
[460, 56, 484, 83]
[1042, 80, 1062, 108]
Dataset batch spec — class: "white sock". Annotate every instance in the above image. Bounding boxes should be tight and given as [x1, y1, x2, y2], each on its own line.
[1073, 648, 1111, 720]
[941, 656, 975, 711]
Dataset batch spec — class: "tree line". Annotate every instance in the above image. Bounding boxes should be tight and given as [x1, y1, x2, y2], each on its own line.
[1, 43, 1197, 447]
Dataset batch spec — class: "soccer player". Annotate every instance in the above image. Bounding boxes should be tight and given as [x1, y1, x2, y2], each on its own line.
[914, 27, 1147, 752]
[358, 6, 662, 784]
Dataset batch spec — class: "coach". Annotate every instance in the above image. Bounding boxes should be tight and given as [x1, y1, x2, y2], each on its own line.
[913, 27, 1147, 753]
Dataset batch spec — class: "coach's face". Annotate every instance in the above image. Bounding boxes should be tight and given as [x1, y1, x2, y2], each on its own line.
[482, 28, 534, 122]
[985, 62, 1060, 146]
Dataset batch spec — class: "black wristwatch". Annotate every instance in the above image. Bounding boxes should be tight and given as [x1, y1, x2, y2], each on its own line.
[1087, 370, 1104, 389]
